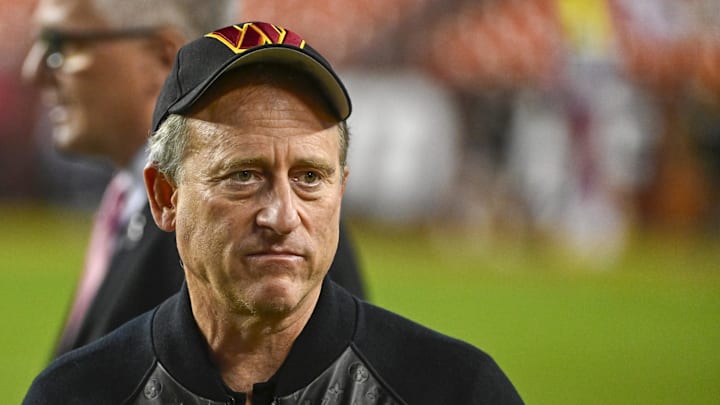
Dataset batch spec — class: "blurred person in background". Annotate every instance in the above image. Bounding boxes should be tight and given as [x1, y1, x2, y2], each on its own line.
[21, 0, 365, 359]
[24, 22, 523, 403]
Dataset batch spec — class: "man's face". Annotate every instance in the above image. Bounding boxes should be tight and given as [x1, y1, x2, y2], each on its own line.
[22, 0, 160, 164]
[173, 78, 348, 317]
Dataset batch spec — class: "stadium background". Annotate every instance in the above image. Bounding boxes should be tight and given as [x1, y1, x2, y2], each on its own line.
[1, 0, 719, 403]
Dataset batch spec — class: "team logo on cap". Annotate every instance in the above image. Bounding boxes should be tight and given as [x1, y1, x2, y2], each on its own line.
[205, 22, 306, 54]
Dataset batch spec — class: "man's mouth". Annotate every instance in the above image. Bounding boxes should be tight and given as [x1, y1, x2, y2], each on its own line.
[48, 104, 69, 124]
[248, 250, 303, 258]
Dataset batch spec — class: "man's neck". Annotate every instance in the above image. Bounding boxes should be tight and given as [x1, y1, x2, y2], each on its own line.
[186, 276, 321, 395]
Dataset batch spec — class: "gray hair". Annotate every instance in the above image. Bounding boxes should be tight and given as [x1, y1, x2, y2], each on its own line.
[149, 114, 350, 184]
[92, 0, 239, 39]
[148, 114, 190, 183]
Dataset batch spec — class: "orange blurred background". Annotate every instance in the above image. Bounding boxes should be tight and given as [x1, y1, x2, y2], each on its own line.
[2, 0, 720, 259]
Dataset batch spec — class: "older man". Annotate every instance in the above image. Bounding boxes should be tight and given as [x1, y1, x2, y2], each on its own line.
[23, 0, 365, 358]
[24, 22, 523, 404]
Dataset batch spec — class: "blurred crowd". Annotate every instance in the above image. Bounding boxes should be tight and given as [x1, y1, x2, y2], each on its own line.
[2, 0, 719, 259]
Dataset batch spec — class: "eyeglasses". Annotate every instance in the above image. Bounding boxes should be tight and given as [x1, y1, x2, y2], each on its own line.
[39, 27, 158, 70]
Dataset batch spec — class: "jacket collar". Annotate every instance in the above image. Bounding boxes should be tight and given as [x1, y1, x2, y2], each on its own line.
[152, 278, 357, 401]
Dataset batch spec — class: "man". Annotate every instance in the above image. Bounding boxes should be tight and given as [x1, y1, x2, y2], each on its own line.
[22, 0, 365, 357]
[24, 22, 523, 404]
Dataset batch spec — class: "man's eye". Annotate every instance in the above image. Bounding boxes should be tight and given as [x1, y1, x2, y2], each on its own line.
[231, 170, 254, 182]
[298, 171, 321, 184]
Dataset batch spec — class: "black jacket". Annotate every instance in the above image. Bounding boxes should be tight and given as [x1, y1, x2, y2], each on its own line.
[26, 280, 523, 404]
[54, 203, 366, 357]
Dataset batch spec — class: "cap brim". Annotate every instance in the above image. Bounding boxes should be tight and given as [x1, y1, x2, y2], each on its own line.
[166, 46, 351, 121]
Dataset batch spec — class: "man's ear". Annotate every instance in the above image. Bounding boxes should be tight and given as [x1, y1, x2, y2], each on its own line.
[148, 27, 186, 69]
[144, 163, 178, 231]
[142, 27, 186, 96]
[340, 166, 349, 195]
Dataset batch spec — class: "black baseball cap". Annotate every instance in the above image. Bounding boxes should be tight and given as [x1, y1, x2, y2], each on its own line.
[151, 21, 352, 132]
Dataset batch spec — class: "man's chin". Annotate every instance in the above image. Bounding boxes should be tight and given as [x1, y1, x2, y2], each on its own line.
[250, 282, 302, 314]
[240, 279, 317, 318]
[51, 126, 74, 150]
[51, 126, 97, 158]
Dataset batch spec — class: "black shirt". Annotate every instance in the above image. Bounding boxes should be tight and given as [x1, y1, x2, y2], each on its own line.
[24, 279, 523, 404]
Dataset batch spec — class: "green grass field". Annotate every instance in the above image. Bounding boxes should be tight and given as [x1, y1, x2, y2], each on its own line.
[2, 203, 719, 404]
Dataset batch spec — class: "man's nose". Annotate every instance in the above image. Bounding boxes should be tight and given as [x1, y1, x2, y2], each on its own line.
[255, 180, 302, 235]
[21, 42, 50, 85]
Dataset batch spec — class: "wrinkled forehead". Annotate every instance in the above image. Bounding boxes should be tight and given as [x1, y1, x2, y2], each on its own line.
[32, 0, 108, 31]
[187, 91, 341, 149]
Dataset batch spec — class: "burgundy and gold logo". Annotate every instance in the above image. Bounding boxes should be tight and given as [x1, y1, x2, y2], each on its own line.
[205, 22, 306, 54]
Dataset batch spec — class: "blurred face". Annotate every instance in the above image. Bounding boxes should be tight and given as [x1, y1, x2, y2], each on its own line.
[22, 0, 162, 165]
[173, 76, 348, 317]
